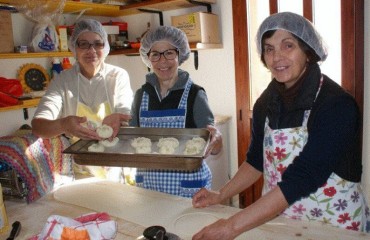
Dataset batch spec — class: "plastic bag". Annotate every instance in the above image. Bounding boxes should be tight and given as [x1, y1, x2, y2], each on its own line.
[11, 0, 66, 52]
[28, 212, 117, 240]
[30, 23, 59, 52]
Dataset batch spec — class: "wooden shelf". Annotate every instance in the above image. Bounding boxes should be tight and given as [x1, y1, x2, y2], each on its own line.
[0, 51, 73, 59]
[110, 42, 222, 56]
[0, 0, 220, 59]
[0, 0, 209, 17]
[0, 98, 40, 112]
[0, 43, 222, 59]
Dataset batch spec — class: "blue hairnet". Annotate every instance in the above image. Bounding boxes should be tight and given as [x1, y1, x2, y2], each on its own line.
[256, 12, 328, 61]
[68, 19, 110, 58]
[140, 26, 190, 68]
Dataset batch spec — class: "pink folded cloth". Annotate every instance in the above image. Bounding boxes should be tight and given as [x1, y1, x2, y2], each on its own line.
[29, 212, 117, 240]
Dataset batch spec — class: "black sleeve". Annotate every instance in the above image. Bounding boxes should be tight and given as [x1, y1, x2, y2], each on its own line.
[246, 94, 268, 172]
[278, 95, 361, 205]
[129, 88, 143, 127]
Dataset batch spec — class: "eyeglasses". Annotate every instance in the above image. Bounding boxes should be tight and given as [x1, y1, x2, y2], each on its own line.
[76, 40, 105, 50]
[147, 49, 179, 62]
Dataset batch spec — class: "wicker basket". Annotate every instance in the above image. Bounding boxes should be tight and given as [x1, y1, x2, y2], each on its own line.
[0, 168, 27, 200]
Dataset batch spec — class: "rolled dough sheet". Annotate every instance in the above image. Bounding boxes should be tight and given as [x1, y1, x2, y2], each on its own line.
[53, 180, 237, 239]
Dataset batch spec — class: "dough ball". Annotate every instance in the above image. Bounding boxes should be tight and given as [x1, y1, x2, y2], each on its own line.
[134, 146, 152, 154]
[158, 145, 175, 154]
[81, 119, 101, 131]
[157, 137, 179, 154]
[96, 124, 113, 139]
[183, 145, 198, 155]
[88, 143, 105, 152]
[131, 137, 152, 154]
[99, 137, 119, 147]
[157, 137, 179, 148]
[183, 137, 206, 155]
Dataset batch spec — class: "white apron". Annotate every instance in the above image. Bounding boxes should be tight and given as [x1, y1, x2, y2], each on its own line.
[75, 74, 122, 181]
[262, 79, 370, 232]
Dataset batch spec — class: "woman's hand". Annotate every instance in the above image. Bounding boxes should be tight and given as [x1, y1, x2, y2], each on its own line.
[102, 113, 132, 139]
[205, 125, 223, 157]
[192, 218, 236, 240]
[192, 188, 222, 208]
[61, 116, 100, 140]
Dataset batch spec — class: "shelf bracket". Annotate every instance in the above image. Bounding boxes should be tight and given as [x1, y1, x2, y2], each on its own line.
[23, 108, 29, 120]
[138, 9, 164, 26]
[193, 50, 198, 70]
[188, 0, 212, 13]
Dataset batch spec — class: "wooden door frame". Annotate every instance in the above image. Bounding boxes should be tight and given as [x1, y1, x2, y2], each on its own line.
[232, 0, 364, 208]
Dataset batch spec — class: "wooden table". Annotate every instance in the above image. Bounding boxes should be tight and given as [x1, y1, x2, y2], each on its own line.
[1, 179, 369, 240]
[1, 194, 145, 239]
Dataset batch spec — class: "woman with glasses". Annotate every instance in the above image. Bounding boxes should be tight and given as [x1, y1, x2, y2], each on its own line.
[32, 19, 133, 180]
[129, 25, 223, 198]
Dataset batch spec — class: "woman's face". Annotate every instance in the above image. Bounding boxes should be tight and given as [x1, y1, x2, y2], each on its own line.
[75, 31, 105, 77]
[149, 41, 179, 83]
[263, 30, 308, 88]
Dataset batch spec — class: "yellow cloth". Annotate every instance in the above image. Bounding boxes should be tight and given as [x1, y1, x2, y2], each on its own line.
[74, 101, 112, 179]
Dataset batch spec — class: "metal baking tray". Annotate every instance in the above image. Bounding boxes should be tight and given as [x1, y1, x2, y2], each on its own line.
[63, 127, 210, 171]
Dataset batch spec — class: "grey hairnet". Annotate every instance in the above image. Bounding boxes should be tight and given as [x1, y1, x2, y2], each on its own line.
[68, 19, 110, 58]
[256, 12, 328, 61]
[140, 26, 190, 68]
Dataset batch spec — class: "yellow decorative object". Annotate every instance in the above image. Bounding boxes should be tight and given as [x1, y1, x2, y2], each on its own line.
[18, 63, 50, 93]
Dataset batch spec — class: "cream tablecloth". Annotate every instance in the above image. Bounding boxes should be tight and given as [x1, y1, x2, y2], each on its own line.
[1, 179, 369, 240]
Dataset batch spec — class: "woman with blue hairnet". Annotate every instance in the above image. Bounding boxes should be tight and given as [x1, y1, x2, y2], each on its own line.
[32, 19, 133, 179]
[192, 12, 370, 239]
[130, 25, 222, 198]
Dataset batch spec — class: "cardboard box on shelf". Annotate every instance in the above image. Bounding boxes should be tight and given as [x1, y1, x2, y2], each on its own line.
[103, 25, 119, 46]
[171, 12, 220, 44]
[58, 26, 69, 52]
[0, 10, 14, 53]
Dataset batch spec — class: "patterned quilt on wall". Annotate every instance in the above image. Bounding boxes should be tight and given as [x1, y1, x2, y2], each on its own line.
[0, 128, 73, 203]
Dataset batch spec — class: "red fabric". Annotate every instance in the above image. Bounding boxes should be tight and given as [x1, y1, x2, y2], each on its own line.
[0, 77, 23, 96]
[0, 77, 23, 107]
[74, 212, 111, 223]
[0, 91, 19, 107]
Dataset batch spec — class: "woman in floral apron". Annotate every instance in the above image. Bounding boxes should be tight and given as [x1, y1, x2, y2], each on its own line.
[192, 12, 370, 240]
[130, 26, 223, 198]
[32, 19, 133, 180]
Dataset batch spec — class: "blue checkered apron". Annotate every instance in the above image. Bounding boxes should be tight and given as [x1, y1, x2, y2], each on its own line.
[136, 79, 212, 198]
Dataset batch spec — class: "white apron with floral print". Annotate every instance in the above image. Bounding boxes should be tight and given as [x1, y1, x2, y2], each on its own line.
[262, 81, 370, 232]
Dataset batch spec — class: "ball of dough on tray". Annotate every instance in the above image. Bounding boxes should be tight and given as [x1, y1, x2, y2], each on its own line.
[157, 137, 179, 148]
[131, 137, 152, 154]
[96, 124, 113, 139]
[183, 137, 207, 155]
[158, 145, 176, 154]
[99, 137, 119, 147]
[88, 143, 105, 152]
[135, 146, 152, 154]
[157, 137, 179, 154]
